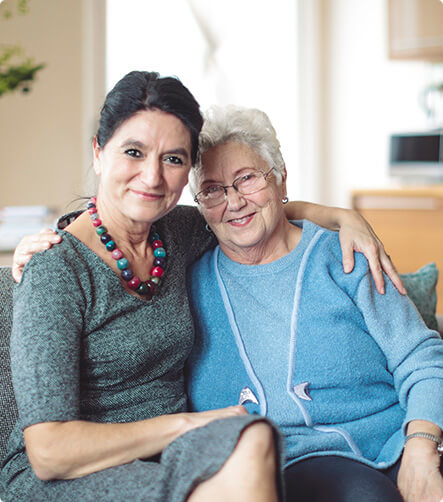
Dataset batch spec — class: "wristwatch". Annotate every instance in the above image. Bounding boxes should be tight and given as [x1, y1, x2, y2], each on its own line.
[404, 432, 443, 456]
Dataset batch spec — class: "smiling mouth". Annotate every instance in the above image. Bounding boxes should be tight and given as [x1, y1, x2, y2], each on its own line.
[227, 213, 255, 226]
[131, 189, 164, 200]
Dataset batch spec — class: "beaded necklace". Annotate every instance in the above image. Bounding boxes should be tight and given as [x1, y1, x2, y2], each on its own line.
[87, 197, 166, 299]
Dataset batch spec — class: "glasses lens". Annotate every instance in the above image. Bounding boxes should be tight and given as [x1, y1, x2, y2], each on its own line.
[235, 171, 265, 195]
[197, 186, 225, 208]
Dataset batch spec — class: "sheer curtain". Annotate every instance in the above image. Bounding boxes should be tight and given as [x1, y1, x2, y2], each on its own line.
[106, 0, 301, 204]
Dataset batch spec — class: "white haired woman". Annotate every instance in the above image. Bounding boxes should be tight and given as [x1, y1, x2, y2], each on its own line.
[186, 105, 443, 502]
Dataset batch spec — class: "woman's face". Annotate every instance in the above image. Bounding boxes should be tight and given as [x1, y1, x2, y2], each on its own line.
[199, 141, 287, 258]
[93, 109, 192, 224]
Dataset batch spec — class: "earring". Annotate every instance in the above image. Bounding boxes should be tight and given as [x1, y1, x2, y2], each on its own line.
[205, 224, 212, 233]
[282, 196, 289, 204]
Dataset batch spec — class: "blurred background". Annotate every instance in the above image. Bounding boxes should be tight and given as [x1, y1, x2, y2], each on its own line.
[1, 0, 443, 313]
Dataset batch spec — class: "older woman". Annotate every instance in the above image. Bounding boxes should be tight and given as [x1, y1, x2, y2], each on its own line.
[6, 74, 405, 501]
[186, 106, 443, 502]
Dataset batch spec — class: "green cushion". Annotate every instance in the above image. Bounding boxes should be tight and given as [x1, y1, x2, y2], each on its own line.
[399, 263, 439, 331]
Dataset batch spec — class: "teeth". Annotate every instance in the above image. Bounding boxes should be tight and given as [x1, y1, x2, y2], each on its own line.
[230, 215, 250, 223]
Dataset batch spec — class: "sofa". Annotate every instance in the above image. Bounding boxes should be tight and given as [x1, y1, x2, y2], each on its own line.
[0, 264, 441, 477]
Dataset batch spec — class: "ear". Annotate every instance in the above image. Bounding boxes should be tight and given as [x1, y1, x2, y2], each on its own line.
[92, 136, 102, 176]
[281, 165, 288, 197]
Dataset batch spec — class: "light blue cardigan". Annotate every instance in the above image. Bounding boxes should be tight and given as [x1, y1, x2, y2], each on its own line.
[186, 221, 443, 468]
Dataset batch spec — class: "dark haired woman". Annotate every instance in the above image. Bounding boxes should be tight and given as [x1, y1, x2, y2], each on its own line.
[2, 70, 403, 501]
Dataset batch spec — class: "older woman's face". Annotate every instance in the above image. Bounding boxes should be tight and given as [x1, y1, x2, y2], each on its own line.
[93, 109, 192, 224]
[199, 141, 287, 257]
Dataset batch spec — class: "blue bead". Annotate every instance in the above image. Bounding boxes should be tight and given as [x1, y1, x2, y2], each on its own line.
[154, 247, 166, 258]
[117, 258, 129, 270]
[106, 240, 116, 251]
[121, 268, 134, 281]
[87, 202, 96, 209]
[90, 213, 99, 221]
[149, 232, 160, 243]
[153, 257, 166, 268]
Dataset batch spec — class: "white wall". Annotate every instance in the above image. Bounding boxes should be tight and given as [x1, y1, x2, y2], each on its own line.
[107, 0, 443, 208]
[320, 0, 443, 207]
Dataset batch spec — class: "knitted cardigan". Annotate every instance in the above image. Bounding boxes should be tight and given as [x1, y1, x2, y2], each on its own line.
[187, 221, 443, 468]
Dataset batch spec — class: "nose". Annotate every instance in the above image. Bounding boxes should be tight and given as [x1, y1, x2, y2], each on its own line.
[225, 186, 247, 211]
[140, 158, 163, 187]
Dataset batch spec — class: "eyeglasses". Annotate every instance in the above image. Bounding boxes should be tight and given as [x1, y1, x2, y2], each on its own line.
[194, 168, 274, 209]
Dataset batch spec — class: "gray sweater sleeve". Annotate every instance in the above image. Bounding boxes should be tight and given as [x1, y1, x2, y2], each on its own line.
[11, 246, 86, 430]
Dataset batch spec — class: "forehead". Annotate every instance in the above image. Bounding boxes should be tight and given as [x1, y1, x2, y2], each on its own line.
[109, 109, 191, 150]
[200, 141, 268, 180]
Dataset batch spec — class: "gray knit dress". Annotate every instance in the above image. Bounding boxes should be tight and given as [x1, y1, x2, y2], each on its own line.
[0, 206, 281, 502]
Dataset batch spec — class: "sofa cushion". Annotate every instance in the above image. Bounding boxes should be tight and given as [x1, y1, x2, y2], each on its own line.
[0, 267, 17, 468]
[399, 263, 439, 332]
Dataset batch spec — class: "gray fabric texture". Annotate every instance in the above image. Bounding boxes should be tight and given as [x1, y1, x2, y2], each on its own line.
[0, 267, 17, 467]
[0, 206, 273, 501]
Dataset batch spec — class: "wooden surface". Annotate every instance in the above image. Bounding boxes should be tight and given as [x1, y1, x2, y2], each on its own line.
[352, 186, 443, 314]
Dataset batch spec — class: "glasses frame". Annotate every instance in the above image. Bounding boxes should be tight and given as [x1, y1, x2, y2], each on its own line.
[194, 167, 275, 207]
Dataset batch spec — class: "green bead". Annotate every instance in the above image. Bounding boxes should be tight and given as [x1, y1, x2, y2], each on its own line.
[136, 282, 151, 296]
[96, 225, 107, 236]
[150, 276, 160, 285]
[117, 258, 129, 270]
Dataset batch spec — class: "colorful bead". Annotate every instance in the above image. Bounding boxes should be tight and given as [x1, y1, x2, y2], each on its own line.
[153, 257, 166, 268]
[154, 247, 166, 258]
[121, 269, 134, 281]
[149, 232, 160, 243]
[117, 258, 129, 270]
[100, 233, 112, 244]
[111, 249, 123, 260]
[136, 282, 151, 296]
[150, 266, 164, 278]
[128, 276, 141, 290]
[152, 239, 163, 249]
[88, 197, 165, 299]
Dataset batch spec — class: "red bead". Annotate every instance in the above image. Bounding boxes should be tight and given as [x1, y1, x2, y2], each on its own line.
[152, 239, 163, 249]
[92, 219, 102, 227]
[90, 196, 97, 204]
[128, 276, 141, 290]
[111, 249, 123, 260]
[88, 207, 97, 214]
[150, 266, 164, 278]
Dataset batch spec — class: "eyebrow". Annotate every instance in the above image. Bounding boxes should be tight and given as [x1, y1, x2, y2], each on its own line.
[120, 141, 190, 161]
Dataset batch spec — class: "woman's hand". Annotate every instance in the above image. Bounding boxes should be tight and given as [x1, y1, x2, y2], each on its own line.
[181, 406, 248, 435]
[337, 209, 406, 295]
[398, 439, 443, 502]
[12, 229, 62, 282]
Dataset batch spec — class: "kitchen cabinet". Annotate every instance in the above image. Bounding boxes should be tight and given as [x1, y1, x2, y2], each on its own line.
[388, 0, 443, 60]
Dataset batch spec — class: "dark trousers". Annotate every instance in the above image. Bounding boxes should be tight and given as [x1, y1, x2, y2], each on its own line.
[284, 454, 441, 502]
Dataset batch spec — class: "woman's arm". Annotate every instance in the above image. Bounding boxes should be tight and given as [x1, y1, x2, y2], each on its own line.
[397, 420, 443, 502]
[285, 201, 406, 295]
[24, 407, 246, 480]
